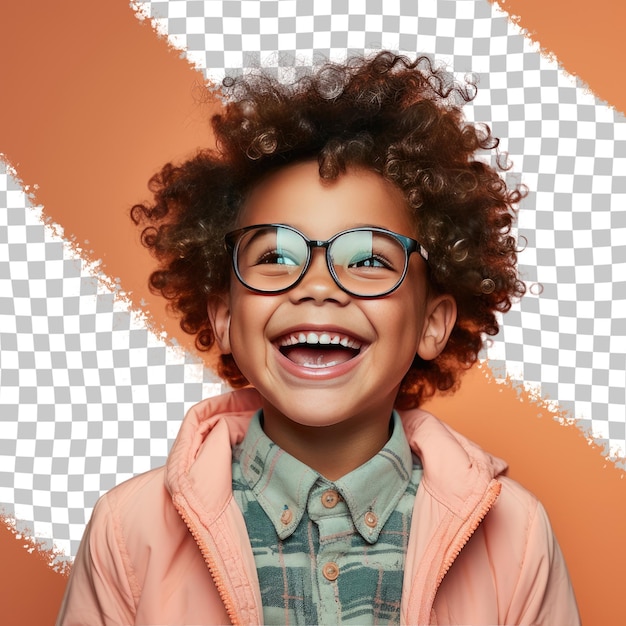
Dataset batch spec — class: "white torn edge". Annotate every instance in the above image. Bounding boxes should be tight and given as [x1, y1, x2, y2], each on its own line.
[0, 511, 71, 576]
[1, 155, 228, 560]
[483, 357, 626, 468]
[488, 0, 621, 111]
[128, 0, 593, 104]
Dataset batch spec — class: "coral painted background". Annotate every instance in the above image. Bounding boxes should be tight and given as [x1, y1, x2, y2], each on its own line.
[0, 0, 624, 624]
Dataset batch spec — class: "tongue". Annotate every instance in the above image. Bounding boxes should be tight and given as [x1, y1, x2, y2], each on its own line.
[282, 346, 357, 368]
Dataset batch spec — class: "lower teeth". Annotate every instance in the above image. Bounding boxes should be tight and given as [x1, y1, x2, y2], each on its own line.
[302, 356, 341, 369]
[280, 345, 358, 367]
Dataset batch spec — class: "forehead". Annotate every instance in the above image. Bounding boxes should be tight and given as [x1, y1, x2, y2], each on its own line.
[239, 161, 415, 239]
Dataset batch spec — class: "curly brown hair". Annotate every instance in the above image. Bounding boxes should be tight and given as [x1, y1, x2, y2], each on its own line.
[131, 51, 526, 408]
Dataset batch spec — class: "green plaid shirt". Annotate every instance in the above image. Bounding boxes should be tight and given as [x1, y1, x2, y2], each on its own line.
[232, 411, 422, 625]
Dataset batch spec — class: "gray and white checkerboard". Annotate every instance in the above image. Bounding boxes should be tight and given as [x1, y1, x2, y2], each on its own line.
[133, 0, 626, 456]
[1, 0, 624, 561]
[0, 162, 227, 559]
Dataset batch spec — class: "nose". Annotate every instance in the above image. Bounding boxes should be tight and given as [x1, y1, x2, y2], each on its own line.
[288, 248, 350, 305]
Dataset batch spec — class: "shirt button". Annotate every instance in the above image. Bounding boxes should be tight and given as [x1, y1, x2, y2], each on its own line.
[280, 508, 293, 525]
[321, 489, 340, 508]
[364, 511, 378, 528]
[322, 562, 340, 581]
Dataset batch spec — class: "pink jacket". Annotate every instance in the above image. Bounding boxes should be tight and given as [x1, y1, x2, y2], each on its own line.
[57, 388, 580, 625]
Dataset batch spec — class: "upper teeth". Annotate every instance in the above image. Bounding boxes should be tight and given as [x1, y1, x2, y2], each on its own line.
[279, 332, 362, 350]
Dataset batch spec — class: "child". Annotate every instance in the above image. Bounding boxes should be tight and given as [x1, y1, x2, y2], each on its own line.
[57, 52, 580, 625]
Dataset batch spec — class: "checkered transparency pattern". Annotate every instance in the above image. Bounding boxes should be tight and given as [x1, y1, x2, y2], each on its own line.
[1, 0, 624, 563]
[132, 0, 626, 460]
[0, 162, 227, 559]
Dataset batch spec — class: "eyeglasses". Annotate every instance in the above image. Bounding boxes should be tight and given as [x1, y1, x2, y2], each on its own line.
[224, 223, 429, 297]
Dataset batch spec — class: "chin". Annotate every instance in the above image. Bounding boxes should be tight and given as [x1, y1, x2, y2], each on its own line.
[261, 392, 375, 430]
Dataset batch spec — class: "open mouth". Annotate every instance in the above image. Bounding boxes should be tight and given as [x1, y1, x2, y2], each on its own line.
[276, 331, 363, 369]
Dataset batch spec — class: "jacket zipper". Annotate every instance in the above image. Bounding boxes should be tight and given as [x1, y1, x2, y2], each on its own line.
[424, 479, 502, 621]
[174, 497, 240, 626]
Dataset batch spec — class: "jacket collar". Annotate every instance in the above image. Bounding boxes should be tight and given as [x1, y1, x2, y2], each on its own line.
[166, 388, 507, 518]
[399, 406, 508, 516]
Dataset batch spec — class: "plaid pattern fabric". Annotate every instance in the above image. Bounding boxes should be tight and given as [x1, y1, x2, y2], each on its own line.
[232, 412, 422, 625]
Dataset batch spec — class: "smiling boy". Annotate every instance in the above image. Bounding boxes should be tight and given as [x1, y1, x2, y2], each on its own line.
[209, 162, 455, 481]
[58, 52, 580, 625]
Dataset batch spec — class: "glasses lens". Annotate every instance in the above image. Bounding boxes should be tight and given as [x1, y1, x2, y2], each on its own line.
[235, 226, 307, 291]
[330, 230, 407, 296]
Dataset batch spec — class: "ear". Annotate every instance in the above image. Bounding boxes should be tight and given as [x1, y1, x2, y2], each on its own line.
[206, 294, 232, 354]
[416, 294, 457, 361]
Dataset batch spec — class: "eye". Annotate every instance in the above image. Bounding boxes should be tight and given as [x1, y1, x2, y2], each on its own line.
[255, 248, 300, 266]
[347, 254, 392, 269]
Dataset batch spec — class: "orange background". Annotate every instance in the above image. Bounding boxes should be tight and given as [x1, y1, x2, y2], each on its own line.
[0, 0, 624, 623]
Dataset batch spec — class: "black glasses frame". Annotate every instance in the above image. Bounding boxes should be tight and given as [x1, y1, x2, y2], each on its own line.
[224, 223, 429, 298]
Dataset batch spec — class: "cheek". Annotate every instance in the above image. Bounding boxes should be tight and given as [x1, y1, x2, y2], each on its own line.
[227, 293, 271, 352]
[376, 294, 426, 351]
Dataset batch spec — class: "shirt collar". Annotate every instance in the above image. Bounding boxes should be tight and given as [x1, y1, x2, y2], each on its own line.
[236, 411, 414, 543]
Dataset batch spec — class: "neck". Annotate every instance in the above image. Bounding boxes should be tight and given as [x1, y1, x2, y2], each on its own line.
[261, 409, 393, 481]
